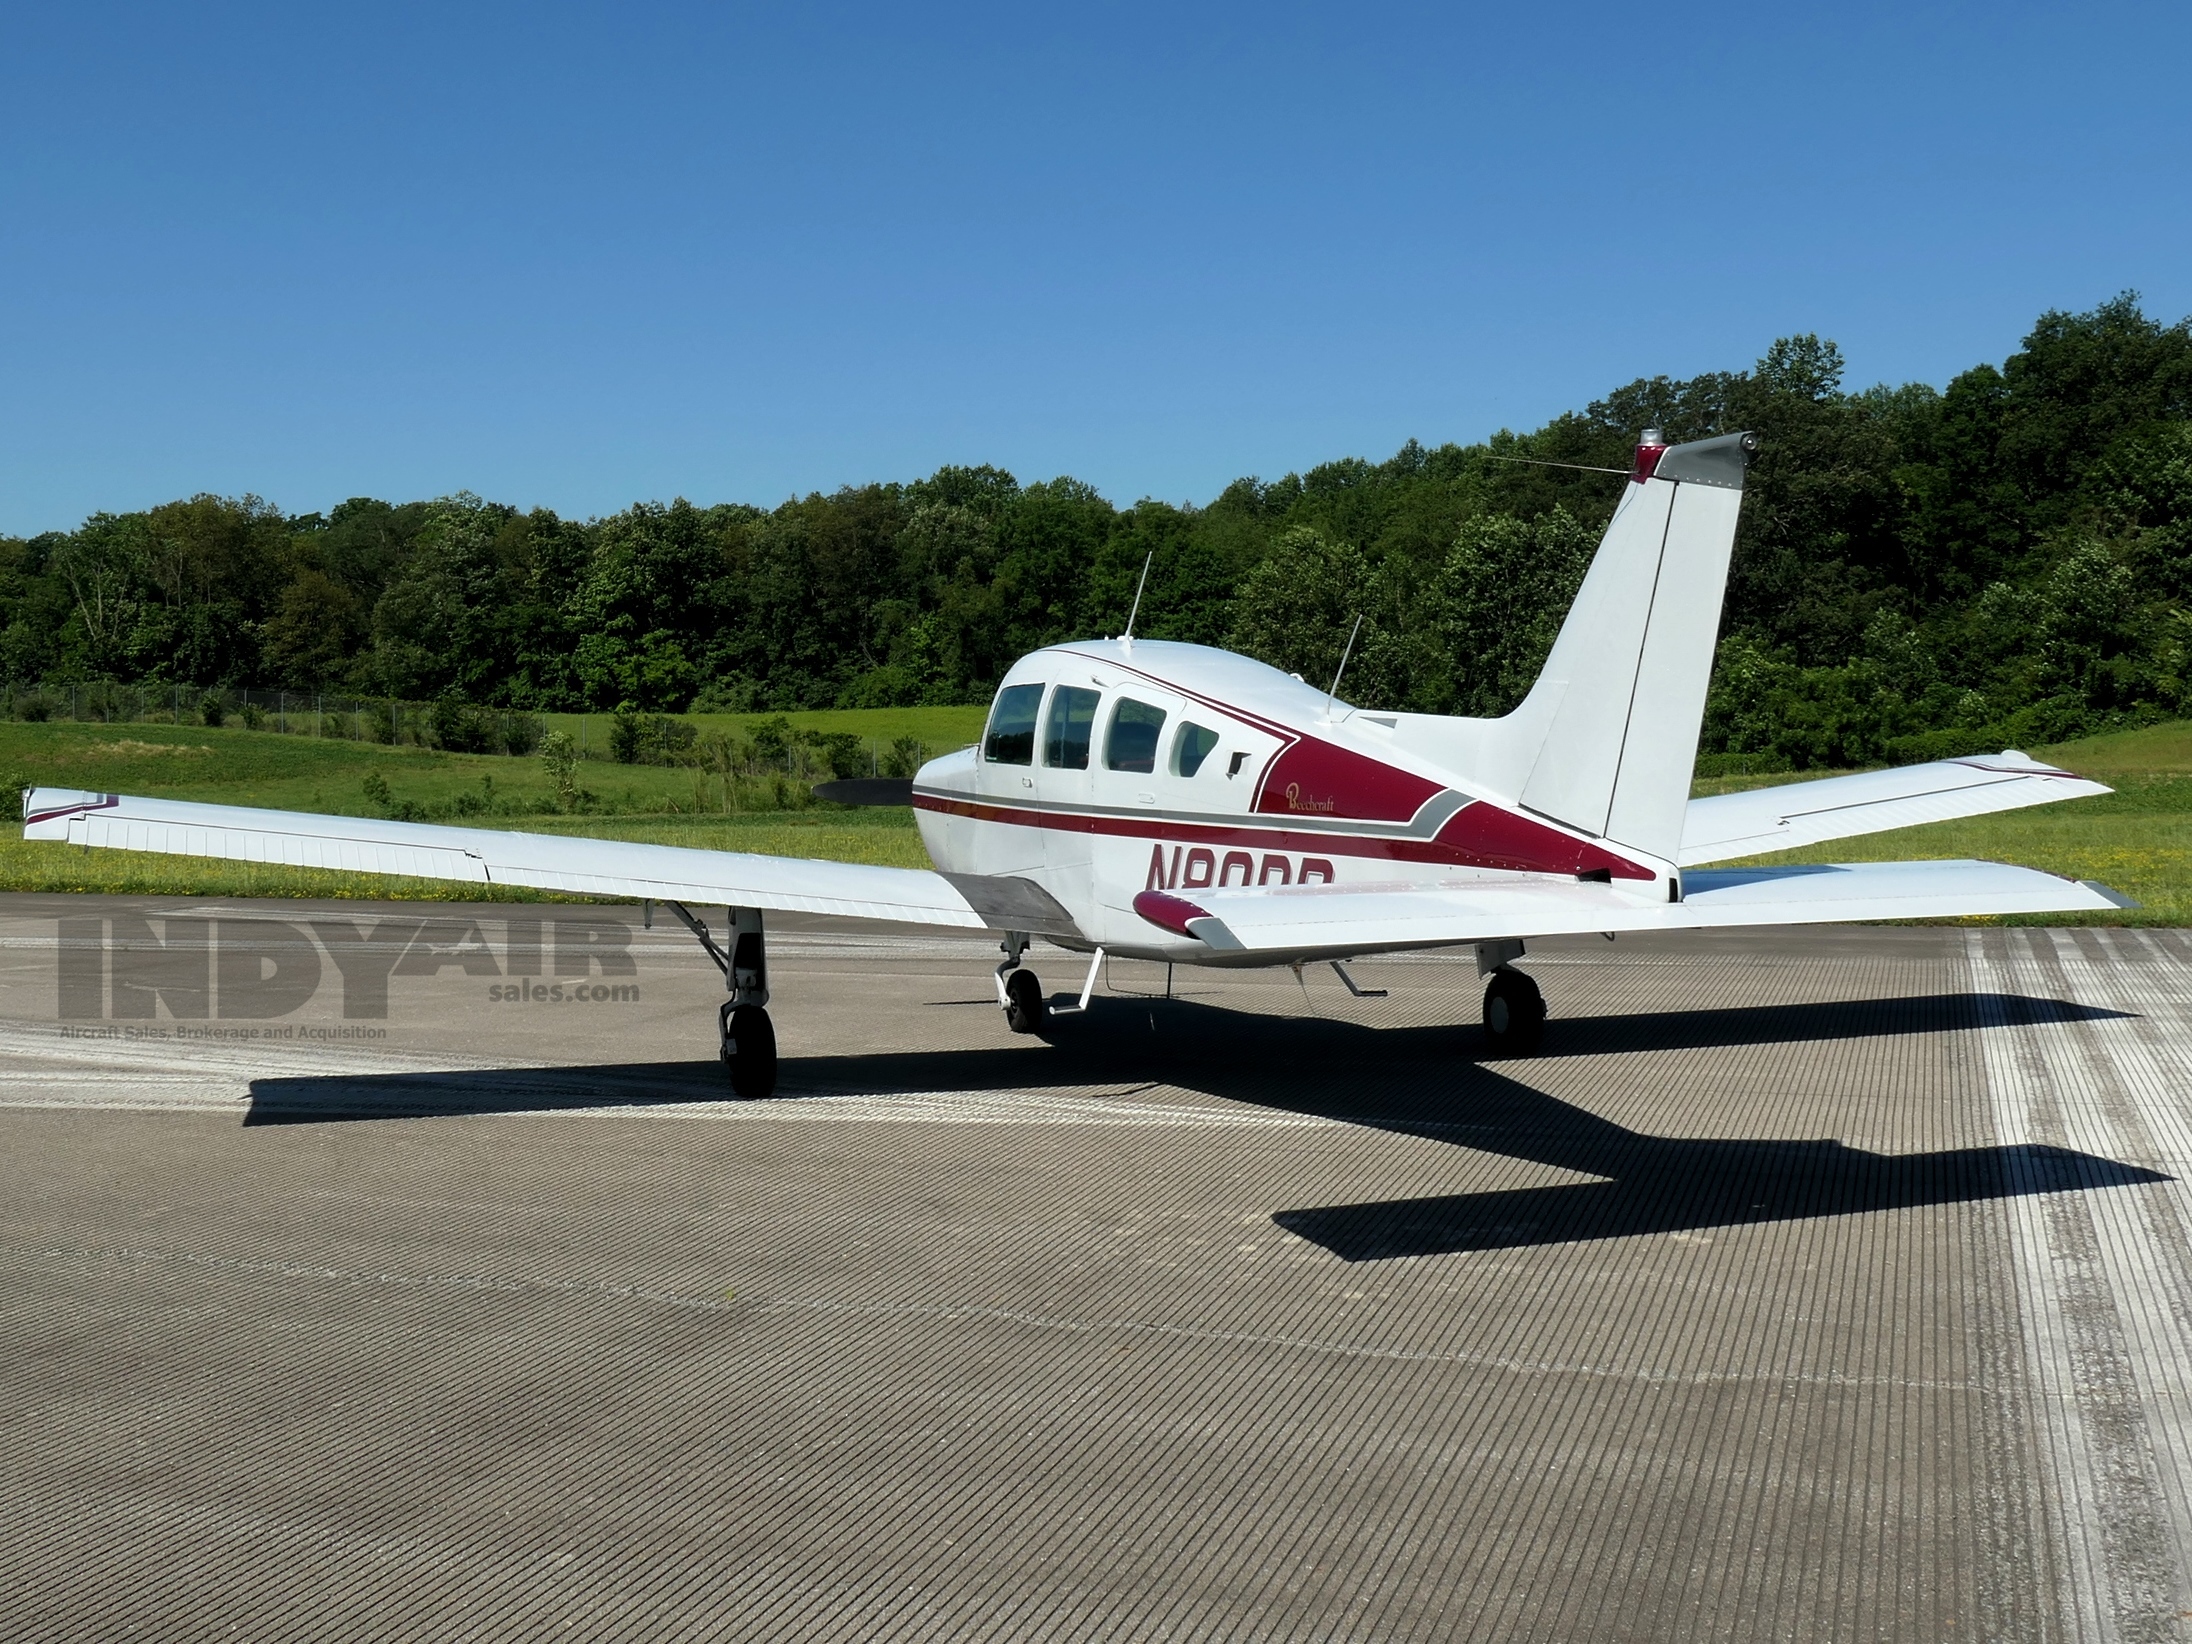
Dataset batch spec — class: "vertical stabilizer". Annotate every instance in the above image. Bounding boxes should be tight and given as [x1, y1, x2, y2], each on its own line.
[1511, 430, 1756, 866]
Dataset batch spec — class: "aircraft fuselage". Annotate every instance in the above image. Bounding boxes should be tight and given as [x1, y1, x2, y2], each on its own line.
[911, 637, 1664, 965]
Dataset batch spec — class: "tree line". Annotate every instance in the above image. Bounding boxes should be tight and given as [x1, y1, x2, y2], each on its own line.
[4, 293, 2188, 771]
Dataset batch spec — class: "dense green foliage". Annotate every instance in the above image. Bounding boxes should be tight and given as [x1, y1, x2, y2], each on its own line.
[6, 295, 2188, 770]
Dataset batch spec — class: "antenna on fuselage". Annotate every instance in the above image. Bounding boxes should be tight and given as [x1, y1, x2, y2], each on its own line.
[1325, 613, 1363, 719]
[1120, 551, 1154, 654]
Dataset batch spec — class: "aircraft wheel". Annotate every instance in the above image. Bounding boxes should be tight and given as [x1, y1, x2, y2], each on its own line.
[1004, 968, 1047, 1035]
[1481, 968, 1545, 1054]
[720, 1002, 778, 1099]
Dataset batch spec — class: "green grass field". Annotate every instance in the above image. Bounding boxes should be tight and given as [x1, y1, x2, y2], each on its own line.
[1, 711, 2182, 920]
[0, 714, 936, 900]
[539, 705, 987, 764]
[1720, 724, 2192, 925]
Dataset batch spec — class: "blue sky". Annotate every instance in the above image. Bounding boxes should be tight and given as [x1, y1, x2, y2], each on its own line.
[3, 1, 2187, 533]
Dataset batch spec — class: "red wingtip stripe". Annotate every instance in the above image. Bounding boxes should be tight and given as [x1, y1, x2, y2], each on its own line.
[1950, 756, 2078, 779]
[1133, 889, 1212, 937]
[24, 794, 119, 827]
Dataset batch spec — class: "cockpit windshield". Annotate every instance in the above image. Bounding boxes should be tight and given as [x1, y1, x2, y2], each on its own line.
[983, 684, 1044, 764]
[1043, 687, 1100, 769]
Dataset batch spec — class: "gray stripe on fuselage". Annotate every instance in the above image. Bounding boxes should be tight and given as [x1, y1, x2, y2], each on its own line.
[913, 786, 1474, 839]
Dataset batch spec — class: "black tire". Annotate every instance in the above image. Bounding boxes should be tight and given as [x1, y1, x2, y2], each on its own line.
[1004, 968, 1046, 1035]
[720, 1003, 778, 1099]
[1481, 968, 1545, 1054]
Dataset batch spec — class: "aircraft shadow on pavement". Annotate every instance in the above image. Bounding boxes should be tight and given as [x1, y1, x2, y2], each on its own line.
[243, 989, 2163, 1258]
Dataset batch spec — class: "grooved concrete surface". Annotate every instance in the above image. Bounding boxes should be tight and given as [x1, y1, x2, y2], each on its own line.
[4, 895, 2191, 1641]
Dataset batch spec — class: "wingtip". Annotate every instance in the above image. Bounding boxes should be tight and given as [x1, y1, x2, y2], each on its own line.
[1184, 915, 1246, 952]
[22, 788, 118, 835]
[1132, 889, 1210, 937]
[1132, 889, 1246, 950]
[2079, 879, 2142, 910]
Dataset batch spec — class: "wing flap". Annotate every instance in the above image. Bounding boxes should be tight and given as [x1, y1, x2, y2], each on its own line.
[1153, 859, 2128, 959]
[1679, 753, 2110, 866]
[22, 788, 989, 928]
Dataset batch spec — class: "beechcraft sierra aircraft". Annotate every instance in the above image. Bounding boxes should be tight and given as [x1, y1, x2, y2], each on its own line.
[25, 430, 2131, 1096]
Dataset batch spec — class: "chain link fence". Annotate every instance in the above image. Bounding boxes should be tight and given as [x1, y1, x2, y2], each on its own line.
[1, 681, 546, 757]
[0, 682, 949, 778]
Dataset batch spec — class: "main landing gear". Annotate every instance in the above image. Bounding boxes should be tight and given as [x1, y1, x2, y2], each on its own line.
[720, 999, 776, 1097]
[1476, 940, 1545, 1054]
[665, 903, 777, 1099]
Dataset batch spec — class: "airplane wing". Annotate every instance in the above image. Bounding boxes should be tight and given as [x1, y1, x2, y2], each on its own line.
[19, 788, 1080, 934]
[1136, 859, 2134, 960]
[1679, 753, 2110, 867]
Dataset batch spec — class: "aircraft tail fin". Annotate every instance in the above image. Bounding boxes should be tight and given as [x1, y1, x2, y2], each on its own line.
[1498, 430, 1757, 866]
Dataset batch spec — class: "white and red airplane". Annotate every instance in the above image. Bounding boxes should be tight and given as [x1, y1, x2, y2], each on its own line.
[24, 430, 2128, 1095]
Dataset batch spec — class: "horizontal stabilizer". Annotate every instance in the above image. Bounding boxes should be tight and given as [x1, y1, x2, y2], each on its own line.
[1680, 753, 2110, 866]
[23, 788, 993, 928]
[1138, 859, 2130, 960]
[813, 778, 915, 807]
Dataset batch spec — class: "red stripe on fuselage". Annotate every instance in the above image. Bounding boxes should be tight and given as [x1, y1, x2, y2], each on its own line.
[1253, 736, 1442, 823]
[1438, 801, 1651, 879]
[913, 792, 1652, 878]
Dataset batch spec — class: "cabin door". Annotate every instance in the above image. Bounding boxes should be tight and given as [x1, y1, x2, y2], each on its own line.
[1037, 684, 1100, 906]
[971, 681, 1048, 876]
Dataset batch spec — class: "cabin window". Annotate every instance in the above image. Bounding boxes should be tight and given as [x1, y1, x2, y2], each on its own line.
[983, 684, 1044, 765]
[1105, 698, 1167, 773]
[1173, 722, 1220, 777]
[1043, 687, 1101, 769]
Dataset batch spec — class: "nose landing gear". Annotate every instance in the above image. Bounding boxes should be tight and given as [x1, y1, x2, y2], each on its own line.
[1003, 967, 1046, 1034]
[993, 932, 1108, 1034]
[996, 932, 1046, 1034]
